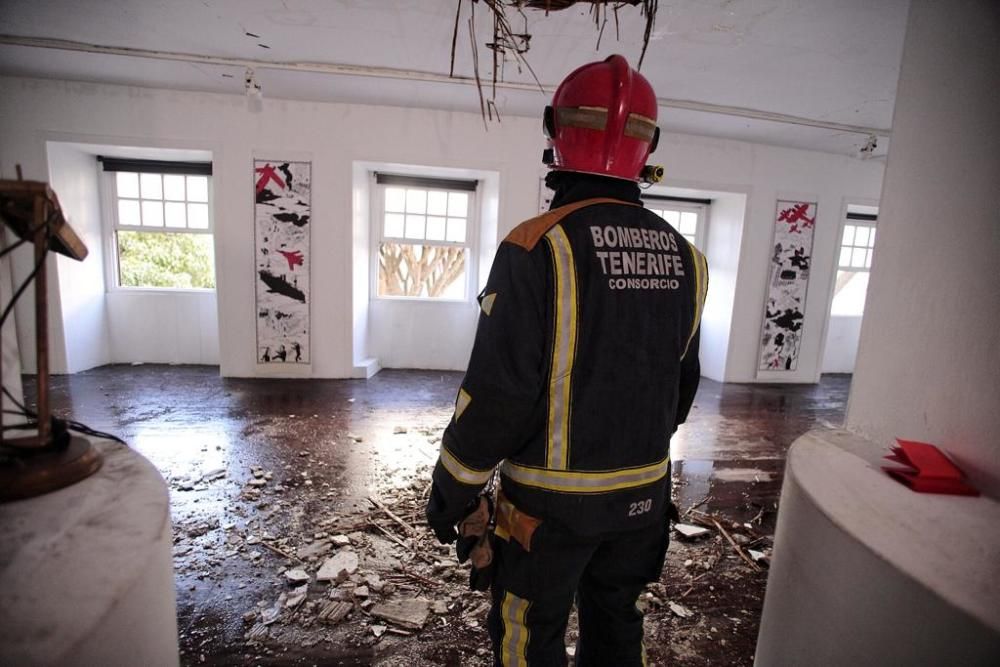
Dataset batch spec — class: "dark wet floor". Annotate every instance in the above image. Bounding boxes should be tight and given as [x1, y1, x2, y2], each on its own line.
[31, 366, 851, 666]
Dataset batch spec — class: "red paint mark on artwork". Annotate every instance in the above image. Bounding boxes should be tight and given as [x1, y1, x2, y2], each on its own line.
[278, 250, 304, 270]
[255, 163, 286, 193]
[778, 203, 815, 233]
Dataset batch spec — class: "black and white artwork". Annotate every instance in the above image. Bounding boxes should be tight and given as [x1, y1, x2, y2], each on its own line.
[254, 160, 310, 364]
[758, 200, 817, 372]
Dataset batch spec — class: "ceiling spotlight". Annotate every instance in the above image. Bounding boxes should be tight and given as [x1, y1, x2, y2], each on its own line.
[244, 67, 263, 112]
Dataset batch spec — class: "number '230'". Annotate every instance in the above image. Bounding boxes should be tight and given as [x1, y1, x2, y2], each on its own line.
[628, 499, 653, 516]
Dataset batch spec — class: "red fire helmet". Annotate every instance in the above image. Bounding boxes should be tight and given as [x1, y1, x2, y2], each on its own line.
[543, 54, 660, 182]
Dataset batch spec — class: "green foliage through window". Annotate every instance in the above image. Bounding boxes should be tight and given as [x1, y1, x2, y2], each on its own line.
[117, 231, 216, 289]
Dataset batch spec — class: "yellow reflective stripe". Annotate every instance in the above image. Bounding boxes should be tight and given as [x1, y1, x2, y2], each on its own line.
[544, 225, 578, 471]
[682, 247, 709, 359]
[438, 446, 493, 486]
[501, 591, 531, 666]
[455, 388, 472, 420]
[500, 456, 670, 494]
[480, 292, 497, 316]
[556, 106, 608, 131]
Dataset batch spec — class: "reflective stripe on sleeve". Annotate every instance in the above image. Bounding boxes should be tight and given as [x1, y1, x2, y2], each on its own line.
[500, 456, 670, 494]
[544, 224, 578, 471]
[500, 591, 531, 666]
[455, 388, 472, 420]
[682, 247, 709, 359]
[480, 292, 497, 316]
[438, 445, 494, 486]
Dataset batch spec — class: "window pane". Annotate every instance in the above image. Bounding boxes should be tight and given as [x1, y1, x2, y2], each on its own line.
[384, 213, 404, 238]
[839, 247, 851, 267]
[662, 210, 680, 226]
[117, 231, 216, 289]
[446, 218, 467, 243]
[140, 173, 162, 199]
[427, 191, 448, 216]
[118, 199, 140, 226]
[868, 228, 876, 247]
[188, 203, 209, 229]
[426, 216, 446, 241]
[683, 234, 696, 246]
[447, 192, 468, 218]
[679, 212, 697, 236]
[116, 172, 139, 198]
[855, 226, 870, 246]
[163, 174, 186, 201]
[142, 201, 164, 227]
[404, 214, 425, 239]
[377, 243, 465, 298]
[165, 202, 186, 228]
[647, 208, 663, 219]
[842, 225, 855, 246]
[384, 187, 406, 212]
[865, 248, 873, 268]
[851, 247, 867, 268]
[406, 189, 427, 214]
[186, 176, 208, 202]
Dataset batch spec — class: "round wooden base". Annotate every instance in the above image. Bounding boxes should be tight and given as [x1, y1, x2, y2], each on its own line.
[0, 435, 103, 502]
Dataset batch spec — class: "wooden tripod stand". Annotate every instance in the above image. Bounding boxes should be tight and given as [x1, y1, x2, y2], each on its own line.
[0, 169, 103, 502]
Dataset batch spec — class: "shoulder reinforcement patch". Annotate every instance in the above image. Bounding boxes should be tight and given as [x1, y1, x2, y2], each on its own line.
[503, 197, 640, 251]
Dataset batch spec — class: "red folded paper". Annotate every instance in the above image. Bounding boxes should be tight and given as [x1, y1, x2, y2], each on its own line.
[883, 439, 979, 496]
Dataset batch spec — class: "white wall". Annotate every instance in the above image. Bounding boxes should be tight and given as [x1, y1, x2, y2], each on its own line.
[846, 0, 1000, 497]
[106, 291, 218, 365]
[821, 315, 862, 373]
[0, 76, 884, 380]
[45, 142, 110, 373]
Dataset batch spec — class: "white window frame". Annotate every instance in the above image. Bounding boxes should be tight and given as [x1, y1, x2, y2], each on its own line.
[836, 217, 877, 272]
[369, 174, 479, 303]
[101, 166, 215, 293]
[642, 198, 708, 251]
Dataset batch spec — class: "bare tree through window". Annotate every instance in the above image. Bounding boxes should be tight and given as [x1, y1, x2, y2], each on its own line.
[379, 244, 466, 297]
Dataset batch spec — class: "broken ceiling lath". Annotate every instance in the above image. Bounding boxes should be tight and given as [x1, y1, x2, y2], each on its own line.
[450, 0, 660, 126]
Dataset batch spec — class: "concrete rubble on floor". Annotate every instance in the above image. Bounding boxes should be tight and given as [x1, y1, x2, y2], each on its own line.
[370, 599, 430, 630]
[41, 366, 852, 665]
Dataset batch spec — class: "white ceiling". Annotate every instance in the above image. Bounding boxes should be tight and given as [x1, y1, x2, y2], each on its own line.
[0, 0, 910, 156]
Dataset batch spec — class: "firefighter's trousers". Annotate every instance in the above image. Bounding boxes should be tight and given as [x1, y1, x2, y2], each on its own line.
[487, 514, 670, 666]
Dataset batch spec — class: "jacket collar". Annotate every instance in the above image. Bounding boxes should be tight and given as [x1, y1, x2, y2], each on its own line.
[547, 171, 643, 210]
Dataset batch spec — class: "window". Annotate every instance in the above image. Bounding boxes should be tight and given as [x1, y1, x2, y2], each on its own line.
[643, 198, 706, 250]
[373, 175, 477, 300]
[104, 159, 215, 290]
[830, 213, 877, 316]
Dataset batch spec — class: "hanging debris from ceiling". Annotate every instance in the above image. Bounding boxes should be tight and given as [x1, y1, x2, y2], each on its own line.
[450, 0, 659, 126]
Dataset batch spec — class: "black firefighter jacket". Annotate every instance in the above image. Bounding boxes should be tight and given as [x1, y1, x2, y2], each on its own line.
[427, 174, 708, 540]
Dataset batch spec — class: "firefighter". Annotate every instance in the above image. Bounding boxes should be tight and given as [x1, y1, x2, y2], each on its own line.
[426, 54, 708, 666]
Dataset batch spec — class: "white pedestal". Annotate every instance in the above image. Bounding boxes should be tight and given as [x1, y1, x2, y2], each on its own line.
[0, 438, 179, 666]
[755, 429, 1000, 666]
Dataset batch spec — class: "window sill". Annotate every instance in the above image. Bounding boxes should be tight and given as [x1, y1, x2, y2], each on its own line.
[370, 295, 472, 305]
[108, 287, 216, 295]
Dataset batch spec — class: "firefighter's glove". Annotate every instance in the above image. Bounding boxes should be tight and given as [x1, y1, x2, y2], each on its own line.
[456, 495, 495, 592]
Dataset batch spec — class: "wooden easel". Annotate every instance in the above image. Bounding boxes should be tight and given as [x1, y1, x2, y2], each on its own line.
[0, 167, 101, 501]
